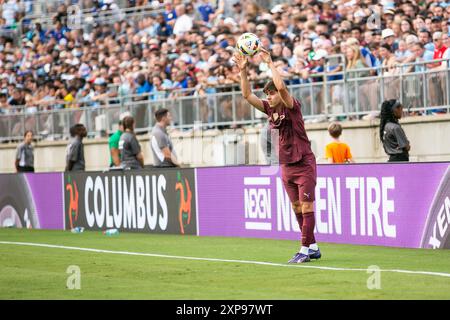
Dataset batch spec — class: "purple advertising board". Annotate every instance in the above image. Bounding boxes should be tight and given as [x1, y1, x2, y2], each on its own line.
[0, 173, 64, 230]
[196, 163, 450, 249]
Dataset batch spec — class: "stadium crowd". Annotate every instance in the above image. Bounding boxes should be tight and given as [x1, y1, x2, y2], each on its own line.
[0, 0, 449, 119]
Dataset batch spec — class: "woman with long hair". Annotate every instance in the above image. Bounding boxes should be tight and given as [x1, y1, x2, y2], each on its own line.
[345, 45, 369, 78]
[379, 99, 410, 162]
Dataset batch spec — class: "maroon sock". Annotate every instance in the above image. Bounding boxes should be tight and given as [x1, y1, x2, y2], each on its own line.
[301, 212, 316, 247]
[294, 212, 303, 232]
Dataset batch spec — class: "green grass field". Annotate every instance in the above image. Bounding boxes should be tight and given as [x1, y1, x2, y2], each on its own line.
[0, 228, 449, 299]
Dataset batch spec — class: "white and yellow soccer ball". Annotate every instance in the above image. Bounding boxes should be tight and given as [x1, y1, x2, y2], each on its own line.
[236, 32, 261, 57]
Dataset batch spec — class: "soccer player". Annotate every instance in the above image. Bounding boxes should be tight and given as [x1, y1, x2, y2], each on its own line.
[380, 99, 410, 162]
[233, 48, 320, 263]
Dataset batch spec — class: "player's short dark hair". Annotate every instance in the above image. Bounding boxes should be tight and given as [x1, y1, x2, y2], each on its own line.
[328, 122, 342, 138]
[263, 81, 278, 94]
[155, 108, 169, 122]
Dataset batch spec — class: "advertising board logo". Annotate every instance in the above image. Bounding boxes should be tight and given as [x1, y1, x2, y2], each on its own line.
[421, 167, 450, 249]
[244, 177, 272, 231]
[66, 175, 79, 230]
[175, 171, 192, 234]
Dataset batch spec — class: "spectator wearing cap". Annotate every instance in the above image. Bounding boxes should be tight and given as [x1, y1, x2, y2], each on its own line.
[382, 28, 398, 52]
[308, 49, 327, 83]
[431, 16, 443, 33]
[91, 77, 115, 107]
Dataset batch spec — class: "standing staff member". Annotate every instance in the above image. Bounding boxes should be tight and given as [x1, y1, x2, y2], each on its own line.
[109, 119, 124, 167]
[151, 108, 179, 167]
[234, 48, 320, 264]
[15, 130, 35, 172]
[119, 116, 144, 170]
[380, 99, 410, 162]
[66, 124, 87, 171]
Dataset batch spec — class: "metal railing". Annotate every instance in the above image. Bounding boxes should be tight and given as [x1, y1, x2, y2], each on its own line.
[0, 58, 449, 142]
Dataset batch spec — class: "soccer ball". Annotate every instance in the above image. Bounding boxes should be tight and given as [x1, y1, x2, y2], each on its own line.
[236, 33, 261, 57]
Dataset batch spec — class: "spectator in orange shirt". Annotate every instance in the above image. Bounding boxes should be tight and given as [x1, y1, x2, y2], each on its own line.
[325, 122, 354, 164]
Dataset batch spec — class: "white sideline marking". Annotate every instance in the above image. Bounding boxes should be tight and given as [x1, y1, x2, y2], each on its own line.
[1, 241, 450, 279]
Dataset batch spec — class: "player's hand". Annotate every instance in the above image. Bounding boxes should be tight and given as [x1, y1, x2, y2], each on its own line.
[259, 47, 273, 65]
[232, 51, 248, 71]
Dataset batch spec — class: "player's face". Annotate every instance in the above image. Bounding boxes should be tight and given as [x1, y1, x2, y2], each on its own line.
[266, 90, 282, 107]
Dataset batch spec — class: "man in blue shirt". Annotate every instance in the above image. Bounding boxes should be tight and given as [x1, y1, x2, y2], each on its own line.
[135, 74, 153, 96]
[163, 1, 177, 24]
[411, 42, 434, 72]
[196, 0, 215, 23]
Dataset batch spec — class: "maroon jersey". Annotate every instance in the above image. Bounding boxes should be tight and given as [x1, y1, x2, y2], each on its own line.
[262, 98, 314, 164]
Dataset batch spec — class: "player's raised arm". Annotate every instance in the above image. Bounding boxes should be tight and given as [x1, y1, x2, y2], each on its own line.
[233, 52, 265, 113]
[259, 48, 294, 109]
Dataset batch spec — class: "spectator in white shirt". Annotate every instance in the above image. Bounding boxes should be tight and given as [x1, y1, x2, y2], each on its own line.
[173, 4, 193, 36]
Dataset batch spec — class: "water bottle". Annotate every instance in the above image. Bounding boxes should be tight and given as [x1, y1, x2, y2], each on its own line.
[71, 227, 84, 233]
[104, 228, 119, 236]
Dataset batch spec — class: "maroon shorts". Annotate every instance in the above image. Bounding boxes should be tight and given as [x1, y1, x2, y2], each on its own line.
[281, 153, 317, 203]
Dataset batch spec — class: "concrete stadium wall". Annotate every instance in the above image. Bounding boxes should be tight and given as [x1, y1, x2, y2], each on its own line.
[0, 114, 449, 172]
